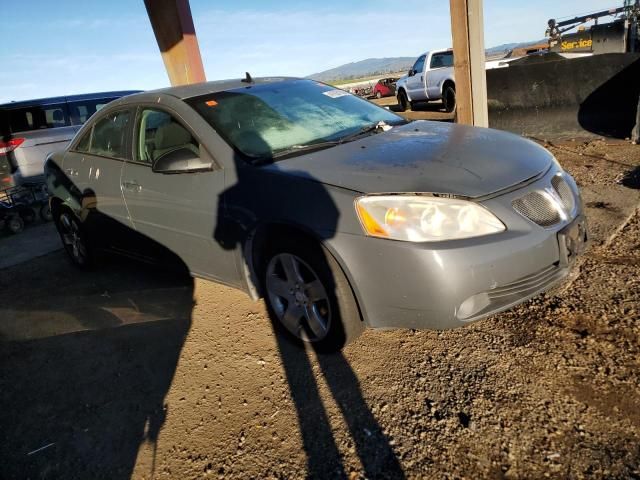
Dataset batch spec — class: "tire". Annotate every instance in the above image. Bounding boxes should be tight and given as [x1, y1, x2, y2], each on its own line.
[261, 236, 364, 352]
[443, 85, 456, 113]
[39, 204, 53, 222]
[397, 90, 409, 112]
[20, 208, 36, 224]
[54, 209, 93, 268]
[376, 91, 382, 99]
[6, 215, 24, 234]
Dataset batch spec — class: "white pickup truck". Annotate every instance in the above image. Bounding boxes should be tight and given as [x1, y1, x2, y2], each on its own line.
[395, 49, 455, 113]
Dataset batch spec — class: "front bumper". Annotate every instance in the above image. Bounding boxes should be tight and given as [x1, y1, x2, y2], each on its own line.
[325, 171, 587, 330]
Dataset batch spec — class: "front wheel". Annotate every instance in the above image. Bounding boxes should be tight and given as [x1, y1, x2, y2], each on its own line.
[55, 209, 93, 268]
[443, 85, 456, 113]
[262, 238, 364, 352]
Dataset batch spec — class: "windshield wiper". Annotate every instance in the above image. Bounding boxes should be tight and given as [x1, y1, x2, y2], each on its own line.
[270, 140, 340, 159]
[338, 121, 393, 144]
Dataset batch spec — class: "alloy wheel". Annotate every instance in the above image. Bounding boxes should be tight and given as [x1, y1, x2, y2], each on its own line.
[59, 212, 89, 265]
[265, 253, 331, 342]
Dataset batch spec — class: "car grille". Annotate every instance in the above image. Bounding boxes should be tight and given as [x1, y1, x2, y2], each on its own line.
[512, 192, 561, 227]
[512, 174, 576, 227]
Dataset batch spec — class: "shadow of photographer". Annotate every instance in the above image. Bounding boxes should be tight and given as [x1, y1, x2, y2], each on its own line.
[213, 126, 404, 478]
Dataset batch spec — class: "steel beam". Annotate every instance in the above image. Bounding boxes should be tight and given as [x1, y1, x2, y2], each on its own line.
[449, 0, 488, 127]
[144, 0, 206, 86]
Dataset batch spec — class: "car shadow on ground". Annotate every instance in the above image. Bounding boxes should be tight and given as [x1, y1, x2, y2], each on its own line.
[0, 253, 194, 480]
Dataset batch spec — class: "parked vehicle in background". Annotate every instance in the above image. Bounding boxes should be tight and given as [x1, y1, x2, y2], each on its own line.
[45, 77, 586, 352]
[372, 77, 399, 99]
[395, 49, 455, 112]
[0, 91, 140, 187]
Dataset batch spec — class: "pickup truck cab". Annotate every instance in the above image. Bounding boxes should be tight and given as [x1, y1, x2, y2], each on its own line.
[395, 49, 455, 113]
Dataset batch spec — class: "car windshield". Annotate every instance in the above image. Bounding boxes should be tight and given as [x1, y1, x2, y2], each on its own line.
[188, 79, 406, 162]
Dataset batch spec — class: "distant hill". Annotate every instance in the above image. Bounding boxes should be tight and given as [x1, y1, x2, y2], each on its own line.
[486, 40, 546, 56]
[307, 57, 415, 83]
[308, 40, 546, 82]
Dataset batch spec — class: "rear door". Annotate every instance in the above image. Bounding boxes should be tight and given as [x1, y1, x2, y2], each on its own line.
[121, 107, 239, 283]
[406, 54, 427, 101]
[80, 108, 135, 250]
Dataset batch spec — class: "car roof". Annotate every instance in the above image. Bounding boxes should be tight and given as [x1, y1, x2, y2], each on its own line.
[139, 76, 300, 101]
[0, 90, 142, 109]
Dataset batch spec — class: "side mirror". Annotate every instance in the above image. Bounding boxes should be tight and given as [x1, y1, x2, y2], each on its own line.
[152, 147, 213, 174]
[408, 69, 416, 77]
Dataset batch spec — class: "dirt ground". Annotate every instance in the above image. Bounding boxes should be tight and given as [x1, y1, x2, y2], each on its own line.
[1, 140, 639, 480]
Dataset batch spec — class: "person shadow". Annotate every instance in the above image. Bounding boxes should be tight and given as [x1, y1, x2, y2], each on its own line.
[213, 128, 405, 479]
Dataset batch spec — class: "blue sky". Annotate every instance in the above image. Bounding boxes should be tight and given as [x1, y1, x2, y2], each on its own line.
[1, 0, 616, 102]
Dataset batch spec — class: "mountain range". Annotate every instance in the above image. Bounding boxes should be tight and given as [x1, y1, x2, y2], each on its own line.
[307, 40, 544, 82]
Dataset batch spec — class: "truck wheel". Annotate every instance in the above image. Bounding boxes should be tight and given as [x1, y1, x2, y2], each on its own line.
[262, 236, 364, 352]
[443, 85, 456, 113]
[397, 90, 409, 111]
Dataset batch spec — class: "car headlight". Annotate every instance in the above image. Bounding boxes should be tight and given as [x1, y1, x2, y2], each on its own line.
[355, 195, 505, 242]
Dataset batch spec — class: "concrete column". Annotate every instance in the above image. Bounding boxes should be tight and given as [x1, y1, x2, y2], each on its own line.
[449, 0, 488, 127]
[144, 0, 206, 86]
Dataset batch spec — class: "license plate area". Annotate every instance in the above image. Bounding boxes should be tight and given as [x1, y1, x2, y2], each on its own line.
[558, 216, 587, 267]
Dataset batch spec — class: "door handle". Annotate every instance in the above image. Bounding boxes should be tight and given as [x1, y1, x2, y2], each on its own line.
[122, 181, 142, 193]
[65, 168, 78, 177]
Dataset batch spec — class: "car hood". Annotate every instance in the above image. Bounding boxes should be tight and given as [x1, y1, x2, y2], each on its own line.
[264, 121, 554, 197]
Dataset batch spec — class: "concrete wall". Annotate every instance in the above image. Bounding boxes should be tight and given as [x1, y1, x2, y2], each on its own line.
[487, 53, 640, 140]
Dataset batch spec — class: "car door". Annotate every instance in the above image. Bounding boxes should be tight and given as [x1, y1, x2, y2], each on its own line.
[80, 108, 136, 251]
[121, 106, 239, 284]
[406, 54, 427, 101]
[426, 51, 454, 99]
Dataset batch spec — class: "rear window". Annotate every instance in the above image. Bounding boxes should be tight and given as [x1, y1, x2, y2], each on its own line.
[4, 103, 70, 133]
[430, 52, 454, 68]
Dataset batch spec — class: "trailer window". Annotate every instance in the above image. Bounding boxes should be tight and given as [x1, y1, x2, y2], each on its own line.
[5, 103, 70, 133]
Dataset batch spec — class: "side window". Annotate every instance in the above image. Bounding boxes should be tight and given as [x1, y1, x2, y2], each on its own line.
[44, 106, 68, 128]
[136, 109, 199, 165]
[7, 103, 69, 132]
[412, 55, 426, 74]
[68, 99, 116, 126]
[88, 110, 131, 159]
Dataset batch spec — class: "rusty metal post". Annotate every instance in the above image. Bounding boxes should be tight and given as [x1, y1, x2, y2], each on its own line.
[144, 0, 206, 86]
[449, 0, 488, 127]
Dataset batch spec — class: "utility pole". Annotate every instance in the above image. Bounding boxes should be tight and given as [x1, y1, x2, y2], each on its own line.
[449, 0, 488, 127]
[144, 0, 206, 86]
